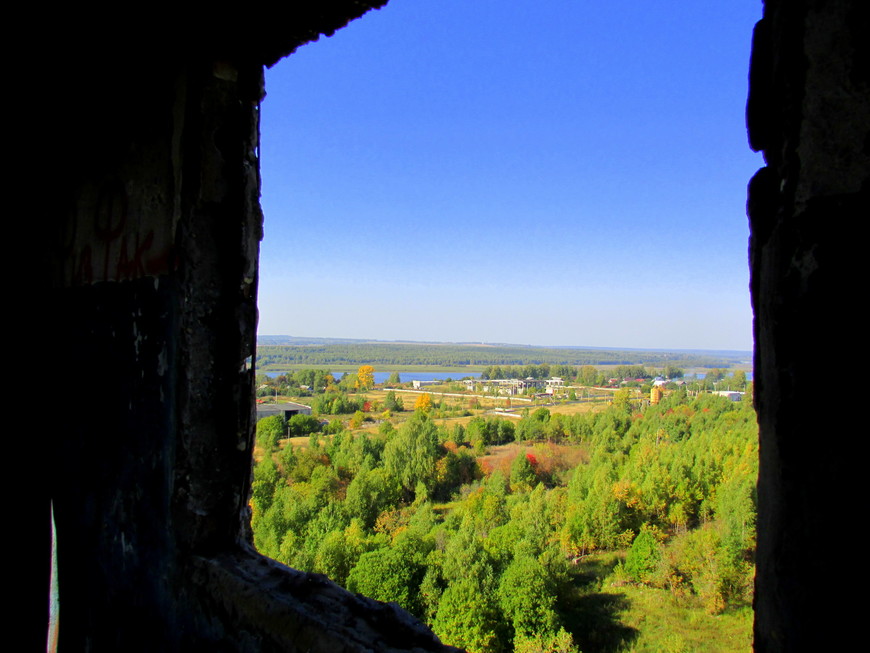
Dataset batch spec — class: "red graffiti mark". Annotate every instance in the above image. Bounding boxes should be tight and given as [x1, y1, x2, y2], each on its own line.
[63, 181, 174, 285]
[73, 245, 94, 286]
[117, 230, 155, 280]
[94, 182, 128, 281]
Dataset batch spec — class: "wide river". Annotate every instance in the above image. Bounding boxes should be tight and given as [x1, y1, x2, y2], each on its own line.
[264, 371, 482, 383]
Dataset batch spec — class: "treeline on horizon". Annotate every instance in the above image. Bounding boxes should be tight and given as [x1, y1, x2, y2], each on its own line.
[256, 341, 744, 371]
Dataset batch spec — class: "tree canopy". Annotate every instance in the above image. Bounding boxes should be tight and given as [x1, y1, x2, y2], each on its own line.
[250, 389, 758, 651]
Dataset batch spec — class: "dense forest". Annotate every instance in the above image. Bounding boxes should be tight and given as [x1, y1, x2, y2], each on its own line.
[255, 340, 747, 371]
[251, 389, 757, 652]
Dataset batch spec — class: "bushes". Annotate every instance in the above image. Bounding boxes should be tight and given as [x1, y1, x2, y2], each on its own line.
[288, 413, 322, 437]
[312, 391, 365, 415]
[624, 525, 661, 583]
[256, 415, 285, 450]
[384, 390, 404, 412]
[623, 521, 754, 614]
[510, 451, 539, 493]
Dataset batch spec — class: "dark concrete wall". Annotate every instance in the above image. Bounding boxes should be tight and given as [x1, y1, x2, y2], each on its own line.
[747, 1, 869, 650]
[51, 55, 264, 649]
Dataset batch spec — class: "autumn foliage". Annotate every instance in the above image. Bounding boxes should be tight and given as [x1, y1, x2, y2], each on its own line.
[414, 393, 432, 413]
[356, 365, 375, 390]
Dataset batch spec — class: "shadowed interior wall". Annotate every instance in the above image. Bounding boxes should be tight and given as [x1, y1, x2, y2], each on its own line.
[747, 1, 868, 650]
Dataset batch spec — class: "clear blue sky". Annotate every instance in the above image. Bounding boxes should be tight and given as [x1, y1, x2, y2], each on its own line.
[258, 0, 762, 351]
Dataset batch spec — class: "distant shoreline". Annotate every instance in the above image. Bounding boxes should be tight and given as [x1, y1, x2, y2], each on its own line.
[256, 334, 752, 357]
[256, 337, 751, 372]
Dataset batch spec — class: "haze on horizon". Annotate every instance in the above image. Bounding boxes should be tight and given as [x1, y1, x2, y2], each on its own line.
[257, 1, 762, 352]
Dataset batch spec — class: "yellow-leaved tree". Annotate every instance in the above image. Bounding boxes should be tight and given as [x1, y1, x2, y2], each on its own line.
[356, 365, 375, 390]
[414, 393, 432, 413]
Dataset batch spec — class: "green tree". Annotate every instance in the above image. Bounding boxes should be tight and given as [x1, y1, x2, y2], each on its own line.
[612, 388, 634, 415]
[384, 390, 405, 412]
[510, 451, 538, 493]
[313, 530, 353, 585]
[349, 410, 365, 429]
[383, 411, 440, 497]
[624, 524, 661, 583]
[516, 416, 546, 442]
[346, 532, 431, 617]
[338, 372, 359, 392]
[498, 556, 560, 643]
[250, 454, 280, 514]
[704, 368, 727, 385]
[433, 572, 505, 653]
[256, 415, 286, 450]
[664, 365, 684, 379]
[287, 413, 322, 438]
[344, 468, 399, 530]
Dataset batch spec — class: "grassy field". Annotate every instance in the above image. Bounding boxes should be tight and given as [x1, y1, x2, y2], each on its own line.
[610, 587, 752, 652]
[266, 389, 610, 438]
[566, 554, 753, 653]
[261, 386, 612, 446]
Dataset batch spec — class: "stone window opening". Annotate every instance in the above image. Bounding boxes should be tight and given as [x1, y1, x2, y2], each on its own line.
[31, 2, 869, 651]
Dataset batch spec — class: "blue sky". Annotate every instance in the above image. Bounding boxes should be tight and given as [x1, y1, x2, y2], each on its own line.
[257, 0, 762, 351]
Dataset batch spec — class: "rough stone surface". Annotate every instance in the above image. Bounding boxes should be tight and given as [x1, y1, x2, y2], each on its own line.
[748, 1, 869, 650]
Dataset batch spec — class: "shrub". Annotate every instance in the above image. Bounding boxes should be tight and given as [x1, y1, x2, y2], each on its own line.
[624, 525, 661, 584]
